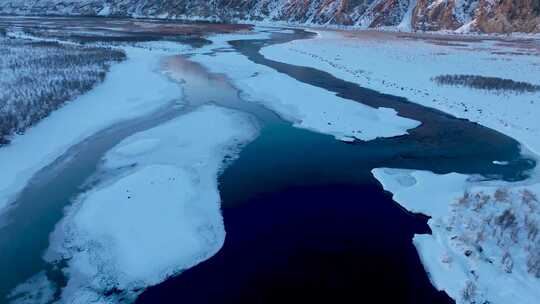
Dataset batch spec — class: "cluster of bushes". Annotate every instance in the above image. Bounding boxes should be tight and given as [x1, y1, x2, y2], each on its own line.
[447, 187, 539, 302]
[432, 74, 540, 93]
[0, 37, 126, 145]
[450, 187, 539, 277]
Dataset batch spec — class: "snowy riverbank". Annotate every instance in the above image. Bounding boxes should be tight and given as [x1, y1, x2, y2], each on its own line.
[0, 44, 185, 217]
[257, 28, 540, 304]
[372, 168, 540, 304]
[261, 29, 540, 154]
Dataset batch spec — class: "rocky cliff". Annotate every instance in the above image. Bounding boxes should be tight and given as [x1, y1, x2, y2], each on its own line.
[0, 0, 538, 33]
[413, 0, 540, 33]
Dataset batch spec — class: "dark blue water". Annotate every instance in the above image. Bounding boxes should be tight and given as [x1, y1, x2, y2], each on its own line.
[138, 123, 452, 304]
[138, 30, 535, 304]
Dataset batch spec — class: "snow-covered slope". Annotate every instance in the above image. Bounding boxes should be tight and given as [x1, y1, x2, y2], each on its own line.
[0, 0, 538, 33]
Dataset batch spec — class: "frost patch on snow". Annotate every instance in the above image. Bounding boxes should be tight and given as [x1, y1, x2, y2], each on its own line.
[112, 138, 161, 157]
[372, 168, 540, 304]
[45, 105, 257, 303]
[190, 31, 420, 142]
[7, 272, 56, 304]
[98, 4, 110, 16]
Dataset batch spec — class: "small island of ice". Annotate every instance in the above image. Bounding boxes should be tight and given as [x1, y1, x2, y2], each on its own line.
[43, 105, 258, 303]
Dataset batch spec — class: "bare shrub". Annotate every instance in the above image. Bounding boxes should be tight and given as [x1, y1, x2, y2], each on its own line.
[522, 189, 538, 211]
[462, 280, 477, 303]
[458, 190, 472, 207]
[527, 243, 540, 278]
[476, 226, 486, 243]
[495, 209, 517, 230]
[473, 192, 490, 212]
[501, 251, 514, 273]
[494, 188, 510, 203]
[441, 252, 453, 264]
[525, 216, 539, 241]
[432, 74, 540, 93]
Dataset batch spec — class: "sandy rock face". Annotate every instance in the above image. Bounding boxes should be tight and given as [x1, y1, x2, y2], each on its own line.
[412, 0, 462, 31]
[369, 0, 411, 27]
[280, 0, 350, 24]
[0, 0, 538, 33]
[475, 0, 540, 33]
[410, 0, 539, 33]
[279, 0, 369, 25]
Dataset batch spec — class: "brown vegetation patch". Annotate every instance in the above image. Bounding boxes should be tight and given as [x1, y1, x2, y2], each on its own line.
[432, 74, 540, 93]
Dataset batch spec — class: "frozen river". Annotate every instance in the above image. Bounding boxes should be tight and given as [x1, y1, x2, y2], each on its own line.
[0, 18, 535, 304]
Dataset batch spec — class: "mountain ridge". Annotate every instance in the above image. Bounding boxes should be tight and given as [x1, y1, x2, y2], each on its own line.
[0, 0, 538, 33]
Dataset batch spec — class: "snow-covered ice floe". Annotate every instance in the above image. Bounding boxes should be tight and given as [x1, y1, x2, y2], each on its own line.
[0, 44, 186, 216]
[261, 30, 540, 154]
[42, 105, 257, 303]
[372, 168, 540, 304]
[8, 272, 56, 304]
[189, 29, 420, 142]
